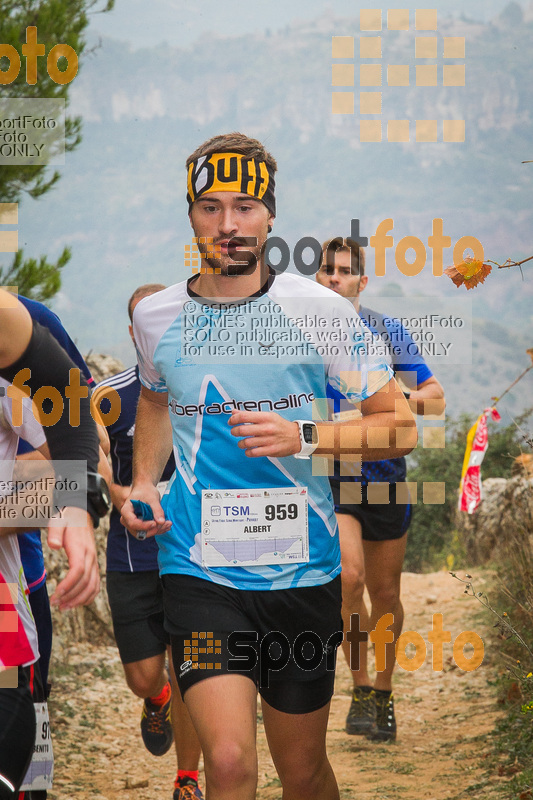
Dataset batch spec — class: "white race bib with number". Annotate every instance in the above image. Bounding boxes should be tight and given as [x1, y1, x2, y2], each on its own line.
[20, 702, 54, 791]
[201, 487, 309, 567]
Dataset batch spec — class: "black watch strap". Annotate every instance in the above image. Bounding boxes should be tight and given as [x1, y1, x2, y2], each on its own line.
[52, 469, 110, 527]
[87, 472, 111, 526]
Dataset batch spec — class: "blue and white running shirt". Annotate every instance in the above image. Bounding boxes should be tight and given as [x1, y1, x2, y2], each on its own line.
[133, 270, 392, 590]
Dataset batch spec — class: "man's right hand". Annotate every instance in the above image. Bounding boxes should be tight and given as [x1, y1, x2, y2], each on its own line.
[120, 483, 172, 539]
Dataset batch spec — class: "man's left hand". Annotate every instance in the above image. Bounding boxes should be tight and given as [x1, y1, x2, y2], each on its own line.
[229, 411, 301, 458]
[47, 507, 100, 610]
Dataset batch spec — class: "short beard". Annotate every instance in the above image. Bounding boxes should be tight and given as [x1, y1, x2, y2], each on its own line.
[204, 255, 257, 277]
[198, 237, 264, 277]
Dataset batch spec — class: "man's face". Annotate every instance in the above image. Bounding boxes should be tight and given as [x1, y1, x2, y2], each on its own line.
[189, 191, 273, 277]
[315, 250, 368, 302]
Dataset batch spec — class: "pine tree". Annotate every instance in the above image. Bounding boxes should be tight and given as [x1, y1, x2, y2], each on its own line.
[0, 0, 113, 301]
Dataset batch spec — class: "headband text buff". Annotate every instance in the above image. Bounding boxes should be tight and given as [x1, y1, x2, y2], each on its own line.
[187, 152, 276, 216]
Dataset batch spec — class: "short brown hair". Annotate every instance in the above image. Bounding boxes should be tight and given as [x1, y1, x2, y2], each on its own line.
[186, 132, 278, 174]
[128, 283, 166, 321]
[320, 237, 365, 275]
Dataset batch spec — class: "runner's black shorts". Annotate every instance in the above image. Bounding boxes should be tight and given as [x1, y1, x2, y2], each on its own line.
[330, 480, 412, 541]
[162, 574, 343, 715]
[106, 570, 169, 664]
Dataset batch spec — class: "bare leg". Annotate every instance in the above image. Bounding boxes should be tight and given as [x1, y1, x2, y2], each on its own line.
[183, 674, 258, 800]
[336, 513, 371, 687]
[167, 646, 202, 771]
[363, 534, 407, 691]
[262, 698, 339, 800]
[123, 652, 167, 699]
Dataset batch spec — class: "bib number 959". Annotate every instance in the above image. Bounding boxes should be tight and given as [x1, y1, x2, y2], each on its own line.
[265, 503, 298, 521]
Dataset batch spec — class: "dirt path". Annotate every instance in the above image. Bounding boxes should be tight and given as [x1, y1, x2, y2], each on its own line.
[47, 570, 504, 800]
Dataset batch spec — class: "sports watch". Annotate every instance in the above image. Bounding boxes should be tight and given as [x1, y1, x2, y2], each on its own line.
[87, 472, 112, 526]
[294, 420, 319, 459]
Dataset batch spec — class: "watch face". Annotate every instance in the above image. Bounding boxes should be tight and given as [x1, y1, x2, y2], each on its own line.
[302, 423, 317, 445]
[101, 480, 112, 507]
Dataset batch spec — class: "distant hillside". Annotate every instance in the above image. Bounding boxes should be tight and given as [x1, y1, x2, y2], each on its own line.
[7, 3, 533, 418]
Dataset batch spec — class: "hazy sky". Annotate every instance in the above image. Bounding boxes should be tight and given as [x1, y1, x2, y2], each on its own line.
[90, 0, 528, 47]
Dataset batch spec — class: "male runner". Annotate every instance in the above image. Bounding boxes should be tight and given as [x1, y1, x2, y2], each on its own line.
[0, 290, 102, 798]
[0, 290, 102, 605]
[93, 284, 203, 800]
[0, 373, 49, 800]
[121, 132, 417, 800]
[11, 296, 107, 799]
[17, 294, 96, 698]
[316, 237, 445, 741]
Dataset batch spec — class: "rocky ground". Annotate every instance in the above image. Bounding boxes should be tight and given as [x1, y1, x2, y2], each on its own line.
[47, 569, 508, 800]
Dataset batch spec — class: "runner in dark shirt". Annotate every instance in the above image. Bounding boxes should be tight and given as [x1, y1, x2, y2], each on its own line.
[93, 285, 203, 800]
[317, 237, 445, 742]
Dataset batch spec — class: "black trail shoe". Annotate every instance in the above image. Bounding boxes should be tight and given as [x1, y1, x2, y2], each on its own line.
[345, 685, 377, 735]
[368, 690, 396, 741]
[140, 682, 173, 756]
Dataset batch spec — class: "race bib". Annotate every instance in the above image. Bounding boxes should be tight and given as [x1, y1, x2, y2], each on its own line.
[20, 701, 54, 791]
[201, 487, 309, 568]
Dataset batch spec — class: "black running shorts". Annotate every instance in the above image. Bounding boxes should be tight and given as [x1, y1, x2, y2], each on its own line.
[162, 574, 343, 715]
[330, 480, 412, 541]
[106, 570, 168, 664]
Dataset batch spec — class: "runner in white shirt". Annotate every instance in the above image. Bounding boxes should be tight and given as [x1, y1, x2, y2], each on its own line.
[0, 290, 101, 608]
[0, 380, 47, 799]
[0, 290, 103, 798]
[0, 377, 48, 664]
[121, 132, 418, 800]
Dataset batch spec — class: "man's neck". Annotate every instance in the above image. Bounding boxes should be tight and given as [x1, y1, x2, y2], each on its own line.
[191, 262, 270, 301]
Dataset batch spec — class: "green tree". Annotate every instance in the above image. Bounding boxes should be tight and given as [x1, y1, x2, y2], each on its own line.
[404, 408, 533, 571]
[0, 0, 113, 301]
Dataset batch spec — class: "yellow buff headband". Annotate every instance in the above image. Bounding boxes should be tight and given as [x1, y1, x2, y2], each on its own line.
[187, 152, 276, 216]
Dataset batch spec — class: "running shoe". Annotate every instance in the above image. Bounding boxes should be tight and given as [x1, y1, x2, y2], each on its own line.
[140, 683, 173, 756]
[173, 778, 204, 799]
[345, 685, 377, 735]
[368, 690, 397, 741]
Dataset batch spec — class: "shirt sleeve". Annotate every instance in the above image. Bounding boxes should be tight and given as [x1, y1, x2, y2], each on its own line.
[0, 322, 99, 475]
[18, 296, 94, 386]
[325, 299, 393, 403]
[132, 300, 168, 393]
[383, 317, 433, 386]
[2, 395, 46, 450]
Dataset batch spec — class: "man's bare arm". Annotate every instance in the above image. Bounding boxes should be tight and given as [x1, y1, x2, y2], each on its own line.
[133, 386, 173, 484]
[3, 443, 100, 608]
[407, 375, 445, 417]
[0, 290, 32, 368]
[96, 423, 111, 457]
[120, 385, 173, 538]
